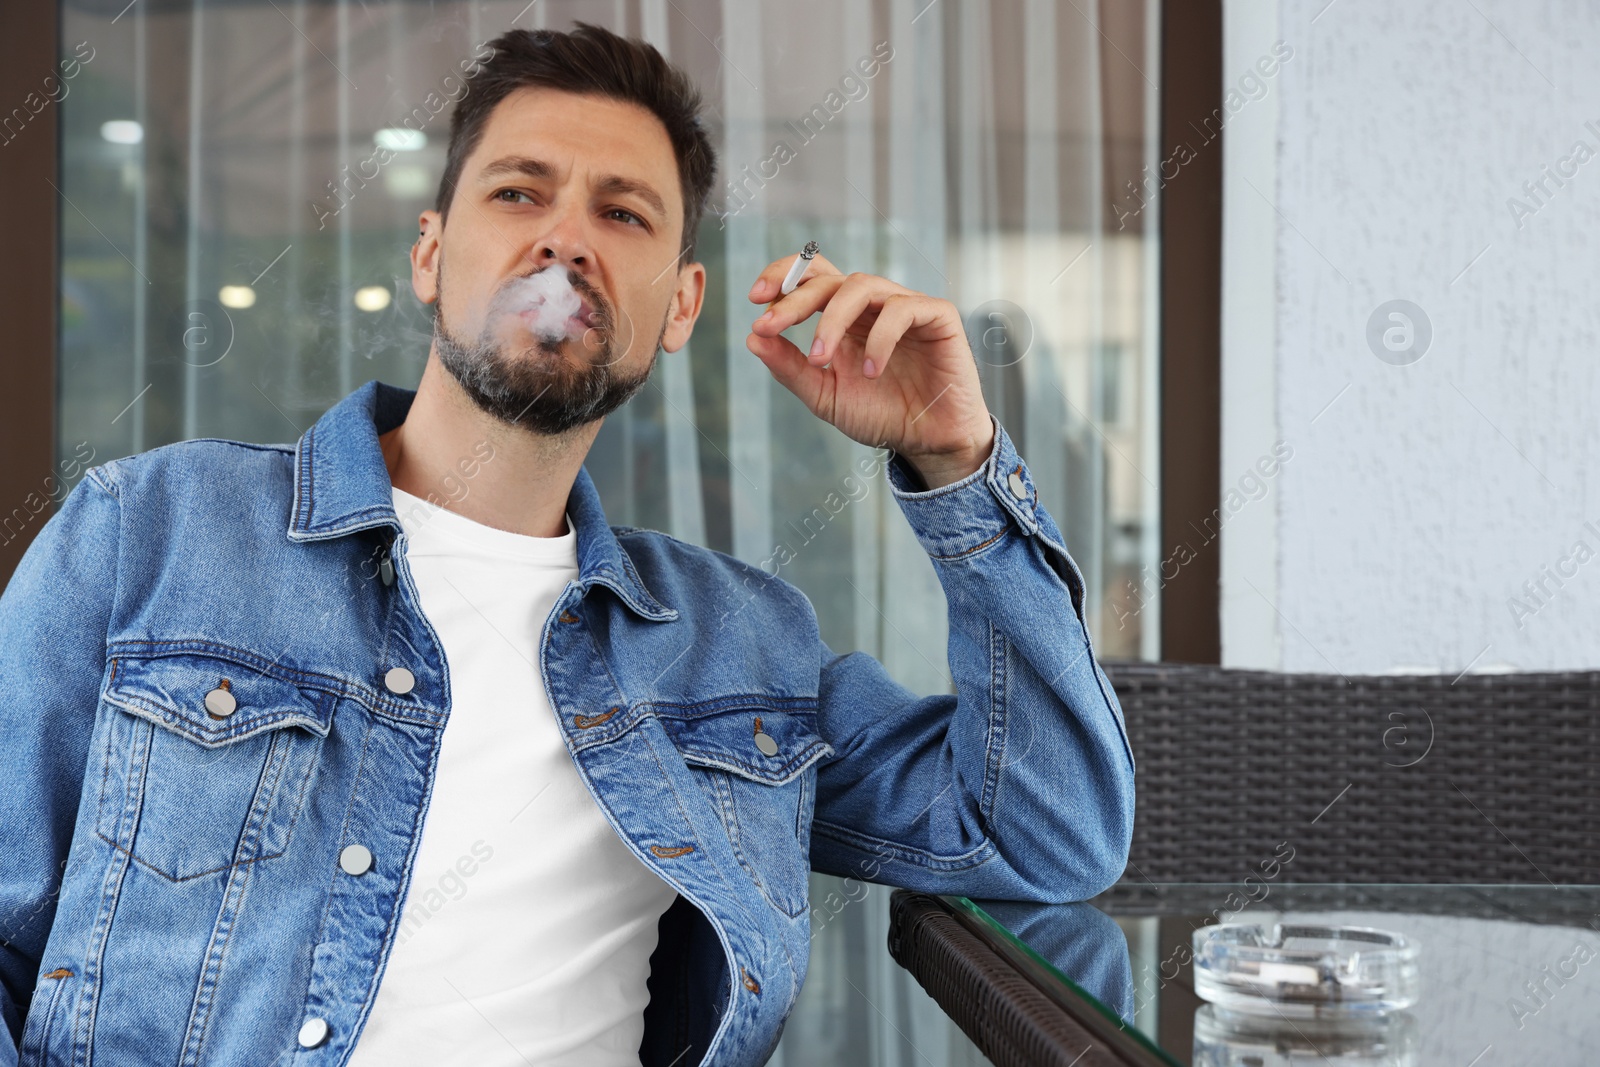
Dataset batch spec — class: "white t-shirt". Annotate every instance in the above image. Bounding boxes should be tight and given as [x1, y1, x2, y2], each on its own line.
[346, 486, 678, 1067]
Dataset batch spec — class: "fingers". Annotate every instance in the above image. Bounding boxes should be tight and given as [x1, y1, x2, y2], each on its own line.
[751, 271, 849, 336]
[806, 273, 909, 368]
[753, 270, 910, 353]
[748, 267, 930, 387]
[745, 330, 825, 410]
[860, 294, 938, 379]
[747, 251, 843, 304]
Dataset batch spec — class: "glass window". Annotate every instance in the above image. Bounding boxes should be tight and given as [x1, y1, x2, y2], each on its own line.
[58, 1, 1160, 1061]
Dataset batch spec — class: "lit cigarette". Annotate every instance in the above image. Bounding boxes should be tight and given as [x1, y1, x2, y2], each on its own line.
[779, 240, 820, 295]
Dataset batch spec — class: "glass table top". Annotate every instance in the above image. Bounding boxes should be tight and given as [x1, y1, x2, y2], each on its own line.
[958, 884, 1600, 1066]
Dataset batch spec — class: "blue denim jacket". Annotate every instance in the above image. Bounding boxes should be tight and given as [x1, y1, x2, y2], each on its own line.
[0, 379, 1134, 1067]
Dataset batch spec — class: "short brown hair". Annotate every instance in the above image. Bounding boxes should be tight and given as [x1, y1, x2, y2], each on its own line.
[436, 23, 717, 264]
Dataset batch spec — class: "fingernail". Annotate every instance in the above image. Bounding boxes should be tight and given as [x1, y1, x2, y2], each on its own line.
[864, 358, 876, 377]
[749, 280, 767, 299]
[809, 337, 825, 358]
[757, 309, 774, 323]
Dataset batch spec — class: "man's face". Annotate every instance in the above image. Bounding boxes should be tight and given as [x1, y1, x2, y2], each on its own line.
[412, 86, 705, 436]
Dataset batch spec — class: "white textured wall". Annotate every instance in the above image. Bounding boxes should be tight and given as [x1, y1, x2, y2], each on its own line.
[1211, 12, 1599, 1065]
[1225, 0, 1600, 672]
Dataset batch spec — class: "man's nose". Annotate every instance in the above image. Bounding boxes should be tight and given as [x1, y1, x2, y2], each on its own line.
[529, 204, 594, 273]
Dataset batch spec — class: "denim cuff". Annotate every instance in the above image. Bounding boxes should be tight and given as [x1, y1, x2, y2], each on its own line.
[884, 413, 1042, 560]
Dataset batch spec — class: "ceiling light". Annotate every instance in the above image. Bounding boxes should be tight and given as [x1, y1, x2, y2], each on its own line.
[375, 128, 426, 152]
[355, 286, 392, 312]
[218, 285, 255, 308]
[101, 120, 143, 145]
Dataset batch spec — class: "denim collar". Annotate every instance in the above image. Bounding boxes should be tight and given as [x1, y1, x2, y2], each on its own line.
[287, 378, 678, 623]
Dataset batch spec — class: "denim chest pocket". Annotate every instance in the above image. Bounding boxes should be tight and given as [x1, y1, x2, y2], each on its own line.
[661, 702, 834, 919]
[95, 650, 333, 883]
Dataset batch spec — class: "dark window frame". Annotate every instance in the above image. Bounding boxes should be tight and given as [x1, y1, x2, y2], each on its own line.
[1, 0, 61, 586]
[1157, 0, 1223, 663]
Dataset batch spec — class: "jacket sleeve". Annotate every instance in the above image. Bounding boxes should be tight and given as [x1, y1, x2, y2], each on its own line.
[0, 469, 120, 1062]
[808, 415, 1135, 904]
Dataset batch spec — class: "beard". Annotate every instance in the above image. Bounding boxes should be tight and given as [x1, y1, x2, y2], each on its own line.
[431, 255, 665, 437]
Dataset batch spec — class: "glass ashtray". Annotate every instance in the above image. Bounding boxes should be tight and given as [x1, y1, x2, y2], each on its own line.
[1192, 923, 1420, 1018]
[1192, 1004, 1419, 1066]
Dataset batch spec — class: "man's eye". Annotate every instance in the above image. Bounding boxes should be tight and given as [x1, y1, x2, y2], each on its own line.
[495, 189, 534, 204]
[607, 208, 645, 227]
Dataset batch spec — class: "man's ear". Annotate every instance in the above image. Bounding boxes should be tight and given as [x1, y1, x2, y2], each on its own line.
[661, 259, 706, 353]
[411, 209, 443, 306]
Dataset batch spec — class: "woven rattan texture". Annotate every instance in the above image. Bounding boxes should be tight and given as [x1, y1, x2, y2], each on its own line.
[1101, 661, 1600, 884]
[886, 892, 1134, 1067]
[1092, 883, 1600, 925]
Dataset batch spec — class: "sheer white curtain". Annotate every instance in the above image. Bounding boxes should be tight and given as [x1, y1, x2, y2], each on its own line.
[58, 1, 1161, 1062]
[638, 0, 709, 547]
[610, 2, 1160, 1062]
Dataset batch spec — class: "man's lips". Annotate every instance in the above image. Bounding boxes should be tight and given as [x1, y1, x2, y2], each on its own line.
[513, 298, 603, 336]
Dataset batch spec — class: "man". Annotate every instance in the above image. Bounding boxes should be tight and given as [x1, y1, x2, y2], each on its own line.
[0, 22, 1133, 1067]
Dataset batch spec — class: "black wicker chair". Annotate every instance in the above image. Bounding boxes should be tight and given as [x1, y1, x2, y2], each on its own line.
[1099, 660, 1600, 885]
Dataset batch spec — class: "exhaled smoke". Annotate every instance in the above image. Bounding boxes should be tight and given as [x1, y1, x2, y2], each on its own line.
[506, 263, 583, 340]
[432, 252, 666, 438]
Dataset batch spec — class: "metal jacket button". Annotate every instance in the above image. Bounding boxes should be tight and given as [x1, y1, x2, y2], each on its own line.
[384, 667, 416, 694]
[754, 732, 779, 757]
[297, 1017, 330, 1048]
[339, 844, 373, 876]
[378, 551, 395, 587]
[203, 684, 237, 719]
[1007, 469, 1028, 500]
